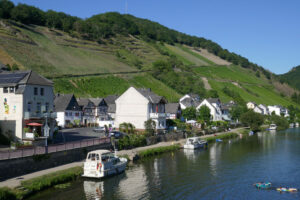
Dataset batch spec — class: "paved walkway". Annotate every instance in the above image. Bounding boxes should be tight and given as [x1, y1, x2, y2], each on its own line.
[0, 127, 245, 189]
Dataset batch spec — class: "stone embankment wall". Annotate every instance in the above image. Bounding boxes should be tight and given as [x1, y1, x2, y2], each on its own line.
[0, 143, 111, 181]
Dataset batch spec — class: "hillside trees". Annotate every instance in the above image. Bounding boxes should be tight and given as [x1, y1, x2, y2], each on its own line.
[11, 3, 46, 25]
[0, 0, 14, 19]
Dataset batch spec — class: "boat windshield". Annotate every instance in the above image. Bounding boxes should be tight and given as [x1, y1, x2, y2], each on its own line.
[101, 152, 115, 162]
[87, 153, 100, 161]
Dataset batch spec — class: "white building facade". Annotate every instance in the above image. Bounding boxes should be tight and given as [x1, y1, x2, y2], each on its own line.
[0, 70, 56, 141]
[115, 87, 167, 130]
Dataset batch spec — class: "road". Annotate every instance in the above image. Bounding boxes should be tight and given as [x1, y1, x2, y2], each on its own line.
[52, 127, 106, 144]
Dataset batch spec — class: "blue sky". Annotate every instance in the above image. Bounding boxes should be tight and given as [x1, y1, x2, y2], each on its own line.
[11, 0, 300, 74]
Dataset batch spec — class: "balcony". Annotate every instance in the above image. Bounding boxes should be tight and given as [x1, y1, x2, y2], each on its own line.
[24, 112, 57, 119]
[150, 112, 166, 118]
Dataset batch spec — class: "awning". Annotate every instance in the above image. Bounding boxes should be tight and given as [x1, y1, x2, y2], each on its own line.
[27, 122, 43, 127]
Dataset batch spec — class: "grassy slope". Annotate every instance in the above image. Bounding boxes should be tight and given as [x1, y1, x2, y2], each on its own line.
[0, 21, 297, 107]
[194, 66, 297, 106]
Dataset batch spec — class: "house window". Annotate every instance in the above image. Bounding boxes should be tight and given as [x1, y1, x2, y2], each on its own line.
[45, 103, 49, 112]
[40, 88, 44, 96]
[69, 112, 72, 116]
[34, 87, 38, 95]
[75, 112, 79, 117]
[9, 87, 14, 93]
[65, 112, 68, 116]
[36, 102, 41, 113]
[3, 87, 8, 93]
[27, 102, 32, 112]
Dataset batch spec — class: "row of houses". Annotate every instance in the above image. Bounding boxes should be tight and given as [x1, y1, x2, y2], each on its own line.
[179, 94, 235, 121]
[2, 70, 289, 143]
[246, 102, 289, 117]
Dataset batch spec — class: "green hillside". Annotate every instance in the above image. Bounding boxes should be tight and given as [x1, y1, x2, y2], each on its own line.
[0, 1, 298, 106]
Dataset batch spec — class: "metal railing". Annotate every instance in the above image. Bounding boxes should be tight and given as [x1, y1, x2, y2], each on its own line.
[0, 137, 111, 161]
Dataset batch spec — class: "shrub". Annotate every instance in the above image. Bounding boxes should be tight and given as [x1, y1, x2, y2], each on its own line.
[138, 144, 180, 158]
[118, 134, 147, 150]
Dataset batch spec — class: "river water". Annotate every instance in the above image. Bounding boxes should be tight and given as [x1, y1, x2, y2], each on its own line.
[28, 128, 300, 200]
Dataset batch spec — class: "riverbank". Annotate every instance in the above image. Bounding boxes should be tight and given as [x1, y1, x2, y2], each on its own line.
[117, 127, 246, 160]
[0, 127, 246, 199]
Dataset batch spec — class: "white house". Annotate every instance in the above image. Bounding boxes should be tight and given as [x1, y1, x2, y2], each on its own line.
[268, 105, 282, 116]
[54, 94, 82, 128]
[247, 102, 257, 110]
[179, 94, 200, 110]
[197, 98, 223, 121]
[253, 106, 264, 115]
[115, 87, 167, 130]
[0, 70, 56, 141]
[258, 104, 269, 115]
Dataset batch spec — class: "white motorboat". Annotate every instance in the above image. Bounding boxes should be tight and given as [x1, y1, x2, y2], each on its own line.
[296, 122, 299, 127]
[269, 124, 277, 130]
[184, 137, 208, 149]
[82, 150, 127, 179]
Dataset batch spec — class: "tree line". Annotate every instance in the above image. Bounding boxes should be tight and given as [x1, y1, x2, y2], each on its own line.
[0, 0, 272, 78]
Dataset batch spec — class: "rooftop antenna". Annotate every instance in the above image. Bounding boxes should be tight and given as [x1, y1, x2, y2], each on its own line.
[125, 0, 128, 14]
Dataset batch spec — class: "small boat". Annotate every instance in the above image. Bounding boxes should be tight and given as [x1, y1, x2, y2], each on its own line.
[277, 187, 298, 192]
[82, 150, 127, 179]
[269, 124, 277, 130]
[216, 139, 222, 142]
[296, 123, 299, 127]
[255, 182, 271, 189]
[249, 131, 254, 136]
[184, 137, 208, 149]
[290, 123, 294, 128]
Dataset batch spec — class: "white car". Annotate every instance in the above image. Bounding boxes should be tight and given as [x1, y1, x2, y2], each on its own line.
[93, 127, 105, 133]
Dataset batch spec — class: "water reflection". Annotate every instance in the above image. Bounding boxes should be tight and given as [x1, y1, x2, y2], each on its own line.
[83, 181, 104, 200]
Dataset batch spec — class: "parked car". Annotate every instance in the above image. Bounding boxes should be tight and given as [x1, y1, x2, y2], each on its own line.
[110, 131, 126, 139]
[93, 127, 105, 133]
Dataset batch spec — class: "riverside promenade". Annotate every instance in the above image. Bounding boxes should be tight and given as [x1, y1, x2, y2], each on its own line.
[0, 127, 245, 188]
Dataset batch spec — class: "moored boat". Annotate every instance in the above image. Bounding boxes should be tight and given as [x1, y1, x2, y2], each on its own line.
[82, 150, 127, 179]
[269, 124, 277, 130]
[184, 137, 207, 149]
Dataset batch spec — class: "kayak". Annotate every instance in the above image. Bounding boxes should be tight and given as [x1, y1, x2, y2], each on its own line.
[255, 182, 271, 189]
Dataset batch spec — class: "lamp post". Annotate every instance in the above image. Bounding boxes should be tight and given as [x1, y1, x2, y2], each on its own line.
[43, 113, 50, 153]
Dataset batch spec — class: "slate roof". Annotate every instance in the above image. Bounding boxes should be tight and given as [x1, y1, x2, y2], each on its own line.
[180, 98, 200, 108]
[0, 70, 53, 87]
[207, 98, 220, 104]
[77, 98, 94, 109]
[107, 104, 116, 113]
[54, 94, 80, 112]
[165, 103, 180, 114]
[137, 88, 167, 104]
[89, 98, 104, 106]
[104, 95, 118, 104]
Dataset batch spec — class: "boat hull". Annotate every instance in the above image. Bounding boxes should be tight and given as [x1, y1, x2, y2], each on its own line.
[82, 159, 127, 179]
